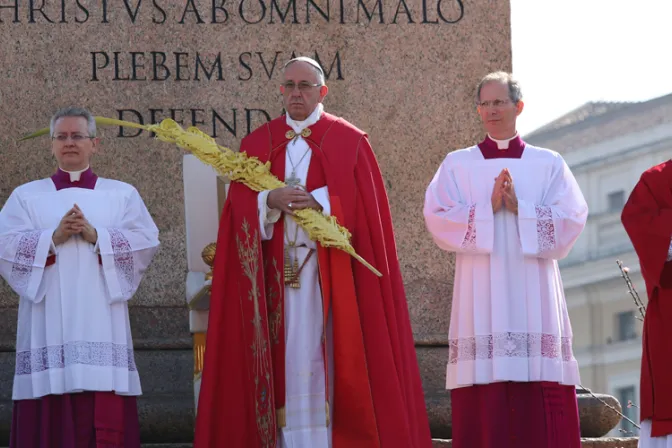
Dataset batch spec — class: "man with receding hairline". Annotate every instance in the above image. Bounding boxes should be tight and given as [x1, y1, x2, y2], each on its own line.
[0, 106, 159, 448]
[195, 57, 432, 448]
[424, 71, 587, 448]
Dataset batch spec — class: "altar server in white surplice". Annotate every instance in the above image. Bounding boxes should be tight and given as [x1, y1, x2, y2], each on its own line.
[423, 72, 588, 448]
[0, 107, 159, 448]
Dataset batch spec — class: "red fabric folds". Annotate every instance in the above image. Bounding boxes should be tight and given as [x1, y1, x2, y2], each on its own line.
[621, 160, 672, 437]
[10, 392, 139, 448]
[451, 381, 580, 448]
[194, 112, 432, 448]
[94, 392, 126, 447]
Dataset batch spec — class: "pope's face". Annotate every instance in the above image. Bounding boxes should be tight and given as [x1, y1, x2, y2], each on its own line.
[280, 62, 328, 121]
[477, 81, 524, 139]
[51, 116, 98, 171]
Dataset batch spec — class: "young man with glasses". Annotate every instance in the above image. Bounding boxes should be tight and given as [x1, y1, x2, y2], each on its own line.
[424, 72, 588, 448]
[195, 57, 432, 448]
[0, 106, 160, 448]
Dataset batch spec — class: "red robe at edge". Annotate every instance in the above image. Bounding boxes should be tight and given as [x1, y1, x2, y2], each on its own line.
[622, 159, 672, 438]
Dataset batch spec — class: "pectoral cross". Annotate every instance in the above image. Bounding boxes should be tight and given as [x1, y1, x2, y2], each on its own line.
[286, 171, 300, 187]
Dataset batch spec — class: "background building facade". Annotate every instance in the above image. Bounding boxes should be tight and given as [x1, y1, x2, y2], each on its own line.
[526, 93, 672, 434]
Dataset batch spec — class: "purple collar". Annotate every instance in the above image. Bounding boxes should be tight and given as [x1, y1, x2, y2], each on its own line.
[478, 134, 526, 159]
[51, 167, 98, 191]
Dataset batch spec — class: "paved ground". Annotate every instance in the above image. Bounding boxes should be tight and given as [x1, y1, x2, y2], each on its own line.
[432, 438, 639, 448]
[1, 437, 640, 447]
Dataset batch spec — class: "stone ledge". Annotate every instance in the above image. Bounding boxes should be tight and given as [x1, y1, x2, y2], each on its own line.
[579, 438, 639, 448]
[0, 437, 641, 447]
[0, 445, 195, 448]
[0, 306, 192, 352]
[431, 438, 639, 447]
[0, 350, 193, 401]
[140, 445, 193, 448]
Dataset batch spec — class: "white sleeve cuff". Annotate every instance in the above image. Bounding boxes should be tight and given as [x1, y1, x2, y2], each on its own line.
[258, 190, 282, 225]
[517, 199, 537, 220]
[258, 190, 281, 241]
[517, 199, 539, 255]
[473, 202, 494, 252]
[48, 231, 57, 255]
[310, 186, 331, 216]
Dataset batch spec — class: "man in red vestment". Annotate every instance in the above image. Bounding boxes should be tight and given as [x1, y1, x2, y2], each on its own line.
[621, 160, 672, 447]
[194, 57, 432, 448]
[424, 72, 586, 448]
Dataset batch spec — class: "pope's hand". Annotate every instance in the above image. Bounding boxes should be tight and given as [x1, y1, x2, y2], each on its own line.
[268, 187, 322, 215]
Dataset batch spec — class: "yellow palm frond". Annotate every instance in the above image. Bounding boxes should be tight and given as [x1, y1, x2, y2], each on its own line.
[17, 116, 146, 142]
[146, 119, 382, 277]
[93, 116, 146, 131]
[18, 117, 382, 277]
[18, 127, 50, 141]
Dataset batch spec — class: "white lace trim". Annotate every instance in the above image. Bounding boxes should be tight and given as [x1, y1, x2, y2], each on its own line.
[461, 204, 477, 250]
[448, 332, 574, 364]
[9, 231, 42, 295]
[535, 205, 555, 253]
[109, 229, 134, 296]
[15, 341, 137, 375]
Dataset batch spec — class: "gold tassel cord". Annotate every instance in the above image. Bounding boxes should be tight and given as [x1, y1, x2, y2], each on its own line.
[276, 407, 286, 428]
[18, 118, 382, 277]
[193, 332, 207, 375]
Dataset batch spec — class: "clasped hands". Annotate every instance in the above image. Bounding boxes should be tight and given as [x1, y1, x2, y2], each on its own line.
[53, 204, 98, 246]
[492, 168, 518, 215]
[267, 186, 322, 215]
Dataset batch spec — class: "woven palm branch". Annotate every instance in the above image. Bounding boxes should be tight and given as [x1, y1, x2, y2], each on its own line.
[19, 117, 382, 277]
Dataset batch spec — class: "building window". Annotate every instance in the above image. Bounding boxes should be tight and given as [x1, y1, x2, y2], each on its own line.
[608, 190, 625, 212]
[616, 385, 637, 434]
[616, 311, 636, 341]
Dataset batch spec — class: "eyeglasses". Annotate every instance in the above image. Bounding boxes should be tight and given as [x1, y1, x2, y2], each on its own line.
[281, 81, 322, 92]
[52, 134, 94, 142]
[478, 99, 512, 109]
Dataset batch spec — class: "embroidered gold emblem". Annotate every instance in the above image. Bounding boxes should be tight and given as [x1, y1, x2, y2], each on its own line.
[236, 219, 274, 447]
[285, 128, 312, 140]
